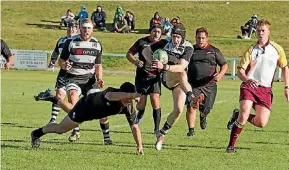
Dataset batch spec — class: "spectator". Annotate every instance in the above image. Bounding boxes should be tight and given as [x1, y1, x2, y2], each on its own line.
[124, 11, 135, 32]
[60, 9, 75, 27]
[240, 14, 258, 39]
[162, 17, 172, 36]
[113, 14, 129, 33]
[91, 5, 107, 31]
[113, 6, 125, 24]
[1, 39, 14, 70]
[149, 12, 162, 29]
[170, 16, 181, 27]
[76, 5, 89, 23]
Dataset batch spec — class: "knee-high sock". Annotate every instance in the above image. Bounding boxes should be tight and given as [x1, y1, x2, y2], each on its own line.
[51, 103, 60, 120]
[228, 121, 244, 148]
[160, 121, 172, 136]
[153, 108, 161, 132]
[100, 122, 110, 141]
[137, 109, 145, 120]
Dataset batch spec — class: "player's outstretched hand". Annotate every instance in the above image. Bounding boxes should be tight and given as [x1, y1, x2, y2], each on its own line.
[151, 60, 163, 70]
[136, 146, 144, 155]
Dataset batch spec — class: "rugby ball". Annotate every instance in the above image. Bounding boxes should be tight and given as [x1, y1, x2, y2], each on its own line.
[152, 49, 169, 64]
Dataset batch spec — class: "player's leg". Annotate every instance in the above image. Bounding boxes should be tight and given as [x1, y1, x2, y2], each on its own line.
[66, 84, 82, 142]
[31, 115, 79, 148]
[155, 85, 186, 151]
[248, 105, 270, 128]
[186, 106, 197, 136]
[149, 79, 161, 133]
[135, 77, 148, 123]
[99, 117, 113, 145]
[150, 92, 161, 133]
[49, 88, 66, 123]
[226, 100, 253, 152]
[199, 84, 217, 130]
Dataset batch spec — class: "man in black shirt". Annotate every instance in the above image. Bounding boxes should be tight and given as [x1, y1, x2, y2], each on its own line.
[1, 39, 14, 69]
[186, 27, 228, 136]
[126, 24, 163, 133]
[31, 82, 144, 154]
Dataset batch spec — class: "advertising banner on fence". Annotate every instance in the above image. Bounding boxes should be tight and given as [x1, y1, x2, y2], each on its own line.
[0, 49, 47, 70]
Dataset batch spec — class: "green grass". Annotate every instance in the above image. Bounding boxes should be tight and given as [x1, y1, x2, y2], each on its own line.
[1, 70, 289, 170]
[1, 1, 289, 70]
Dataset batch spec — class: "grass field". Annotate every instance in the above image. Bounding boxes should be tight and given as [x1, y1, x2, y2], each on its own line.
[1, 1, 289, 71]
[1, 70, 289, 170]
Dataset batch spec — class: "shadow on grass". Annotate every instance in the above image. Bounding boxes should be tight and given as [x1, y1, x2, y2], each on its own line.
[1, 122, 35, 129]
[216, 127, 289, 134]
[25, 23, 61, 30]
[40, 19, 60, 24]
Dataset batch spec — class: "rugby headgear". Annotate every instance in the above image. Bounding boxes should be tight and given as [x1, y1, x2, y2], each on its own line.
[149, 24, 163, 33]
[120, 82, 136, 93]
[171, 24, 186, 39]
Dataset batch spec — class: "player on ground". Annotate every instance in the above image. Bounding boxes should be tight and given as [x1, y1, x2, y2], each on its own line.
[126, 24, 163, 133]
[186, 27, 228, 136]
[226, 19, 289, 152]
[142, 24, 204, 151]
[31, 82, 144, 155]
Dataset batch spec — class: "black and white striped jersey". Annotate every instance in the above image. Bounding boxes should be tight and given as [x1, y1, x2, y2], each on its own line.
[60, 35, 102, 76]
[50, 36, 70, 63]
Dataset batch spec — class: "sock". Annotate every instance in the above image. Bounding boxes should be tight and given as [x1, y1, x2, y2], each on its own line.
[247, 114, 256, 125]
[100, 122, 110, 141]
[137, 109, 145, 120]
[228, 121, 244, 148]
[50, 96, 59, 105]
[153, 108, 161, 132]
[51, 103, 60, 121]
[160, 121, 172, 135]
[188, 127, 195, 132]
[33, 128, 45, 138]
[73, 126, 80, 132]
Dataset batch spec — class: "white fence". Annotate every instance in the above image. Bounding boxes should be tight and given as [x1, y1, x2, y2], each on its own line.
[0, 49, 284, 81]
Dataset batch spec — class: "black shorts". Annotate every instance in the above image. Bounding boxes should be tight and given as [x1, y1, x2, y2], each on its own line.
[135, 75, 161, 95]
[187, 84, 217, 115]
[68, 98, 95, 123]
[66, 74, 97, 96]
[55, 69, 67, 90]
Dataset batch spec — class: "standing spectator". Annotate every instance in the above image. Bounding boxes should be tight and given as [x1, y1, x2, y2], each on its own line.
[77, 5, 89, 23]
[171, 16, 181, 27]
[149, 12, 162, 29]
[113, 6, 125, 25]
[113, 14, 130, 33]
[162, 17, 172, 36]
[1, 39, 14, 70]
[60, 9, 75, 27]
[226, 19, 289, 152]
[240, 14, 258, 39]
[124, 11, 135, 32]
[91, 5, 107, 31]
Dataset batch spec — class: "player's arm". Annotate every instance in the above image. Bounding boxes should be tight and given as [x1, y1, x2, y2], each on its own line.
[126, 40, 143, 67]
[124, 105, 143, 155]
[237, 46, 252, 82]
[142, 39, 167, 62]
[104, 91, 140, 101]
[276, 46, 289, 100]
[58, 40, 72, 70]
[49, 39, 60, 64]
[95, 43, 103, 88]
[214, 48, 228, 82]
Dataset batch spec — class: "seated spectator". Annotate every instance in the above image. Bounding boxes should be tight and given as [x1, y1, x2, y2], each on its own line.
[60, 9, 75, 27]
[240, 14, 258, 39]
[91, 5, 107, 31]
[124, 11, 135, 32]
[162, 17, 172, 36]
[170, 16, 181, 27]
[113, 6, 125, 25]
[149, 12, 162, 29]
[76, 5, 89, 23]
[113, 14, 130, 33]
